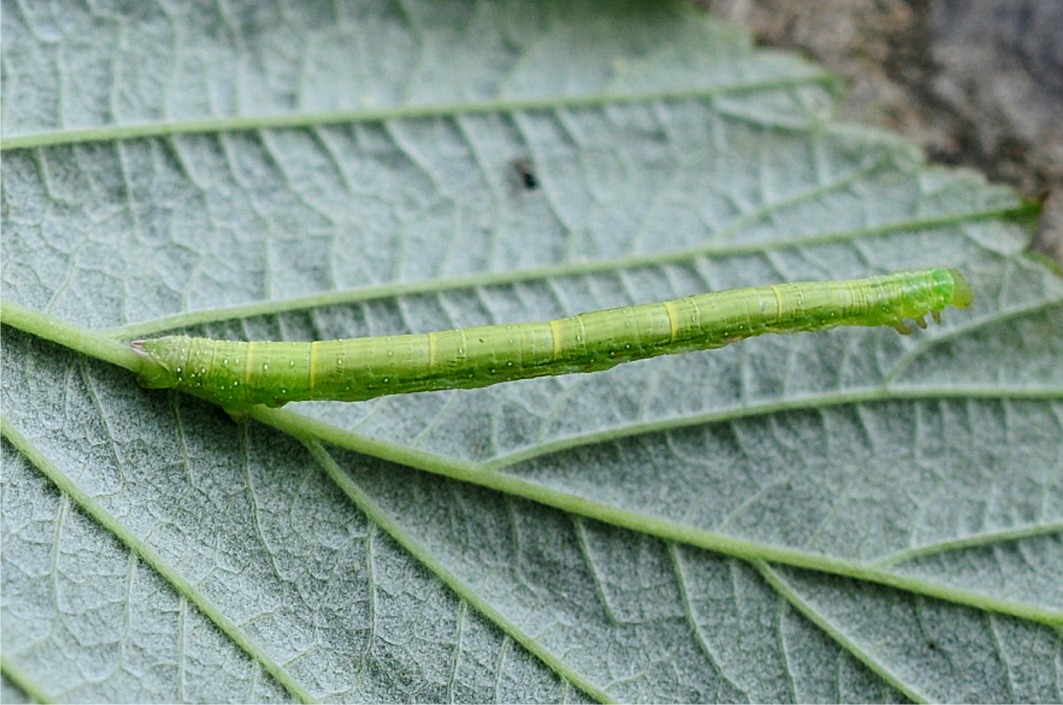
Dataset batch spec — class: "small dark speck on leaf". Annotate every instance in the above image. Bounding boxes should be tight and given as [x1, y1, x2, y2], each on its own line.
[512, 158, 538, 190]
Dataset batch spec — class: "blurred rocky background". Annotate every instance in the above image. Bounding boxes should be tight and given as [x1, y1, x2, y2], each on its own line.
[702, 0, 1063, 266]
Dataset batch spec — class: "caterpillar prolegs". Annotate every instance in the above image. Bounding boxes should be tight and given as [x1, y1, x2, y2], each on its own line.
[133, 268, 972, 417]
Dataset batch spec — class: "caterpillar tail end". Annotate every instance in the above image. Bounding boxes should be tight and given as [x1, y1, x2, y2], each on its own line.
[130, 339, 178, 390]
[948, 269, 974, 309]
[133, 339, 254, 423]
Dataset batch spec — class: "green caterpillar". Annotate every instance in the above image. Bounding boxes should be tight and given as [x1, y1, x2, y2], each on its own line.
[133, 268, 972, 417]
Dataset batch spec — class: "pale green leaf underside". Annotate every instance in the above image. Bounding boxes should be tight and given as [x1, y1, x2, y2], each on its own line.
[2, 1, 1061, 703]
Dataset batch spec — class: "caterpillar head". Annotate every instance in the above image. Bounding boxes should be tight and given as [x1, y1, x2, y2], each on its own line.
[944, 268, 973, 309]
[887, 269, 973, 334]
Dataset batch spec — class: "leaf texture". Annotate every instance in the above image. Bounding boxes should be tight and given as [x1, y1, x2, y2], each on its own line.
[2, 1, 1061, 702]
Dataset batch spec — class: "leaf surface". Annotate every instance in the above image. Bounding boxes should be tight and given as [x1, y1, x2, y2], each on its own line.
[2, 1, 1061, 702]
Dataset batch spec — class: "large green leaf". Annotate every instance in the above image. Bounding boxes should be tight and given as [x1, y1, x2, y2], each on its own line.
[2, 1, 1060, 702]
